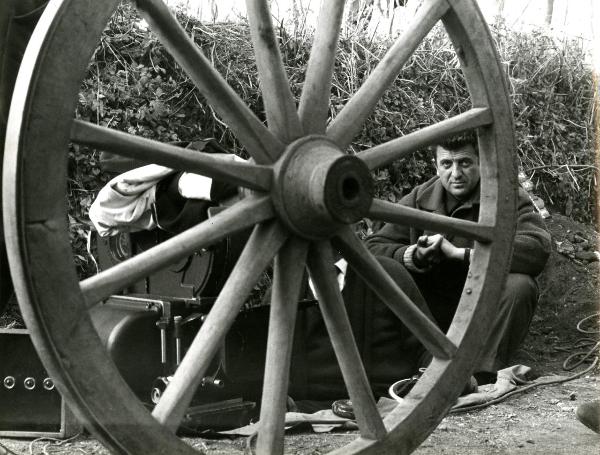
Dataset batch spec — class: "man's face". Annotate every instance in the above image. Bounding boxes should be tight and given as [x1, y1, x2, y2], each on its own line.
[435, 144, 480, 200]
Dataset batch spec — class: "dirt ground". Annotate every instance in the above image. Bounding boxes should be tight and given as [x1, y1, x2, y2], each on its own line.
[1, 212, 598, 454]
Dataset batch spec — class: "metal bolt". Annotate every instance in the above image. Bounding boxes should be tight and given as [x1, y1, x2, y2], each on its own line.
[201, 376, 225, 388]
[465, 288, 472, 295]
[3, 376, 15, 389]
[43, 378, 55, 391]
[150, 376, 170, 404]
[24, 377, 36, 390]
[151, 387, 162, 404]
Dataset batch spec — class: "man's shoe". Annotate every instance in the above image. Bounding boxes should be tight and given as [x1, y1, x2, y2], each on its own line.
[462, 375, 478, 395]
[331, 399, 355, 420]
[389, 374, 477, 402]
[576, 399, 600, 433]
[388, 375, 420, 400]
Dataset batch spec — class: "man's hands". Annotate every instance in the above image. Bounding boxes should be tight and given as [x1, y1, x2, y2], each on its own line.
[414, 234, 443, 268]
[413, 234, 467, 268]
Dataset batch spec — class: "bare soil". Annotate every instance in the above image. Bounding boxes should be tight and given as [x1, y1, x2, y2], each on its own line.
[1, 213, 598, 454]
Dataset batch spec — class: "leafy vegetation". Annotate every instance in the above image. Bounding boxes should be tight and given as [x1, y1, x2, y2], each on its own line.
[70, 4, 596, 275]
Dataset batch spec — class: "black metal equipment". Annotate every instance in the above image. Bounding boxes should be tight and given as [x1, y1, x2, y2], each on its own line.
[89, 294, 273, 431]
[96, 227, 246, 299]
[0, 329, 81, 438]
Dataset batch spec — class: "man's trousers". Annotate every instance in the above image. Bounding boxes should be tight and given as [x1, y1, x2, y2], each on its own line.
[290, 257, 538, 400]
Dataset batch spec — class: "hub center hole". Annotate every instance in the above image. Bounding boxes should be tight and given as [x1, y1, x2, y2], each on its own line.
[342, 176, 360, 202]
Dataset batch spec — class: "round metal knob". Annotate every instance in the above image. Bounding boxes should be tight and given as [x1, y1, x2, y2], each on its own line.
[151, 376, 171, 405]
[3, 376, 15, 389]
[43, 377, 55, 390]
[24, 377, 36, 390]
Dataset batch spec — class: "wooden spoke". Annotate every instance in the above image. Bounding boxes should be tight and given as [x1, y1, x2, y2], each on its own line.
[307, 242, 386, 441]
[80, 195, 274, 306]
[71, 120, 273, 191]
[359, 108, 492, 170]
[368, 199, 494, 243]
[332, 227, 457, 360]
[152, 221, 289, 431]
[297, 0, 345, 134]
[134, 0, 282, 164]
[256, 237, 309, 455]
[326, 0, 450, 149]
[246, 0, 302, 144]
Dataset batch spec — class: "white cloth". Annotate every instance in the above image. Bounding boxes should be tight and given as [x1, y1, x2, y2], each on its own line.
[89, 164, 176, 237]
[90, 153, 249, 236]
[451, 365, 532, 410]
[308, 259, 348, 296]
[177, 172, 213, 200]
[177, 153, 246, 199]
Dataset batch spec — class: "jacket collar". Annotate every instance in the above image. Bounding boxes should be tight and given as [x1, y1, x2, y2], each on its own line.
[416, 177, 480, 215]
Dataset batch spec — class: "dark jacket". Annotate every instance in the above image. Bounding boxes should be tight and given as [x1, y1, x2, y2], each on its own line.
[365, 176, 551, 277]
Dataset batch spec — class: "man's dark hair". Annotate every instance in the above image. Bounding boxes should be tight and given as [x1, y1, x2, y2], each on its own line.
[428, 130, 479, 156]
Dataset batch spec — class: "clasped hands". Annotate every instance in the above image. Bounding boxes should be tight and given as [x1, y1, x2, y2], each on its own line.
[413, 234, 467, 268]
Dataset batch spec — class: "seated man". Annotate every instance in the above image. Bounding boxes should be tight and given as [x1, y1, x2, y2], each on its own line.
[291, 133, 551, 406]
[365, 132, 551, 384]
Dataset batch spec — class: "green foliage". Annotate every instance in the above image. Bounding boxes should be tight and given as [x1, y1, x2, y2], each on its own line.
[70, 5, 595, 274]
[496, 25, 595, 222]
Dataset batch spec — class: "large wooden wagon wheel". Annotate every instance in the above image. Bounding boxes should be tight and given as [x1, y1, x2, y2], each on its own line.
[4, 0, 517, 453]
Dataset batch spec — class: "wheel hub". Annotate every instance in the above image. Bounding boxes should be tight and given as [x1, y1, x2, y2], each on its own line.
[272, 136, 373, 239]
